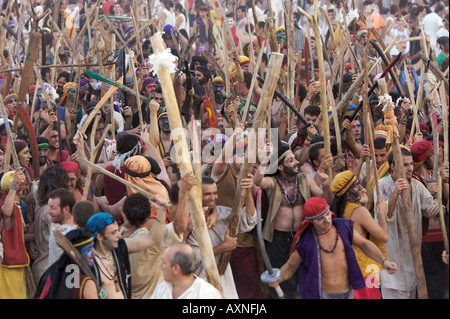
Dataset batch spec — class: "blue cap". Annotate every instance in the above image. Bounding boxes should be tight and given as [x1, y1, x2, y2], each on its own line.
[86, 213, 115, 239]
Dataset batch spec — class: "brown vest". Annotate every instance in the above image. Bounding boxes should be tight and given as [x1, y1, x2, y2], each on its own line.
[262, 173, 311, 242]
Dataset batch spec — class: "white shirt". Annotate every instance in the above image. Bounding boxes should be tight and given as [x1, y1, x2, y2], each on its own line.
[150, 276, 223, 299]
[422, 12, 444, 51]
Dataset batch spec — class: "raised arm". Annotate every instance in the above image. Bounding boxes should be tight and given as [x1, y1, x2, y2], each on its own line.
[124, 199, 166, 253]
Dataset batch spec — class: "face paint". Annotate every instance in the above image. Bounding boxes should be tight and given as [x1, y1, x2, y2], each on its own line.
[79, 242, 95, 267]
[68, 88, 77, 103]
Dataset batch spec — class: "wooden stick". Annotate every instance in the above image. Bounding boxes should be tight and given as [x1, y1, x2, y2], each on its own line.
[150, 32, 222, 293]
[437, 174, 449, 255]
[240, 43, 265, 122]
[79, 157, 171, 209]
[82, 119, 111, 201]
[311, 1, 332, 182]
[0, 96, 20, 168]
[440, 82, 448, 165]
[127, 48, 144, 129]
[78, 78, 123, 139]
[362, 26, 372, 186]
[217, 52, 284, 275]
[327, 85, 342, 155]
[409, 65, 425, 143]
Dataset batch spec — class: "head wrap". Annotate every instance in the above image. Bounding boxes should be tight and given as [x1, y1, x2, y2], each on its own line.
[124, 155, 171, 221]
[374, 125, 388, 138]
[290, 197, 335, 254]
[143, 77, 156, 89]
[330, 171, 357, 218]
[60, 161, 81, 174]
[28, 85, 36, 95]
[419, 122, 429, 135]
[4, 93, 18, 104]
[1, 171, 26, 192]
[65, 228, 94, 248]
[14, 140, 28, 154]
[86, 100, 98, 114]
[212, 76, 224, 85]
[331, 170, 357, 197]
[357, 27, 368, 40]
[410, 139, 433, 170]
[79, 79, 89, 93]
[86, 212, 115, 239]
[36, 136, 49, 150]
[59, 82, 77, 104]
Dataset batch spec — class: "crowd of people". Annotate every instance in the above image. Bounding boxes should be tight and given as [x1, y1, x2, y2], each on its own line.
[0, 0, 448, 300]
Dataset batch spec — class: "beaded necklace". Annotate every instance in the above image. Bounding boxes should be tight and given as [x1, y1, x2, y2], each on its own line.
[318, 229, 339, 254]
[275, 176, 299, 207]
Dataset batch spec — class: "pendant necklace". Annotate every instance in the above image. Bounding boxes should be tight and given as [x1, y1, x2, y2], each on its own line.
[95, 253, 120, 292]
[276, 176, 299, 207]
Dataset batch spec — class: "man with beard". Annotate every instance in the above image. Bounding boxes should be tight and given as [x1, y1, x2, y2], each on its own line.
[374, 147, 441, 299]
[194, 65, 211, 90]
[55, 71, 71, 100]
[410, 139, 449, 299]
[47, 127, 71, 163]
[34, 136, 55, 176]
[46, 188, 78, 267]
[156, 111, 172, 159]
[253, 144, 332, 298]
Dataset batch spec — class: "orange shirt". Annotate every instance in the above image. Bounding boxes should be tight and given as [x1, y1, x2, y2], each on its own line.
[358, 12, 386, 40]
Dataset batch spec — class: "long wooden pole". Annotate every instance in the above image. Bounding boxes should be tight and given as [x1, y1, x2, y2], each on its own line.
[311, 1, 332, 182]
[79, 158, 172, 209]
[378, 78, 428, 299]
[150, 33, 222, 293]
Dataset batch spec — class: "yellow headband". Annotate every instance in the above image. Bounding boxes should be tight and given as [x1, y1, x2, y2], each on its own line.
[73, 237, 94, 248]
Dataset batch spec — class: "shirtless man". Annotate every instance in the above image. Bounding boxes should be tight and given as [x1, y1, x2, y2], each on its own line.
[254, 144, 332, 298]
[86, 198, 167, 299]
[269, 197, 397, 299]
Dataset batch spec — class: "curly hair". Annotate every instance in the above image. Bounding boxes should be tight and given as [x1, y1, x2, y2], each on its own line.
[37, 165, 69, 206]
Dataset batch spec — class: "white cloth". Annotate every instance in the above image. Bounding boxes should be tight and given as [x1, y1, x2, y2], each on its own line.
[47, 223, 78, 267]
[162, 8, 176, 27]
[422, 12, 444, 52]
[185, 205, 257, 299]
[150, 276, 223, 299]
[389, 28, 410, 57]
[374, 175, 435, 292]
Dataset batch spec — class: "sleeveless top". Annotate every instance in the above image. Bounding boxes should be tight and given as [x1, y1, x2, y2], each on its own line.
[343, 202, 386, 278]
[295, 219, 366, 299]
[0, 200, 30, 267]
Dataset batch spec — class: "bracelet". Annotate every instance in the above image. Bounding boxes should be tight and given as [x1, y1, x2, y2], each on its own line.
[10, 182, 19, 190]
[304, 140, 311, 147]
[381, 258, 387, 268]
